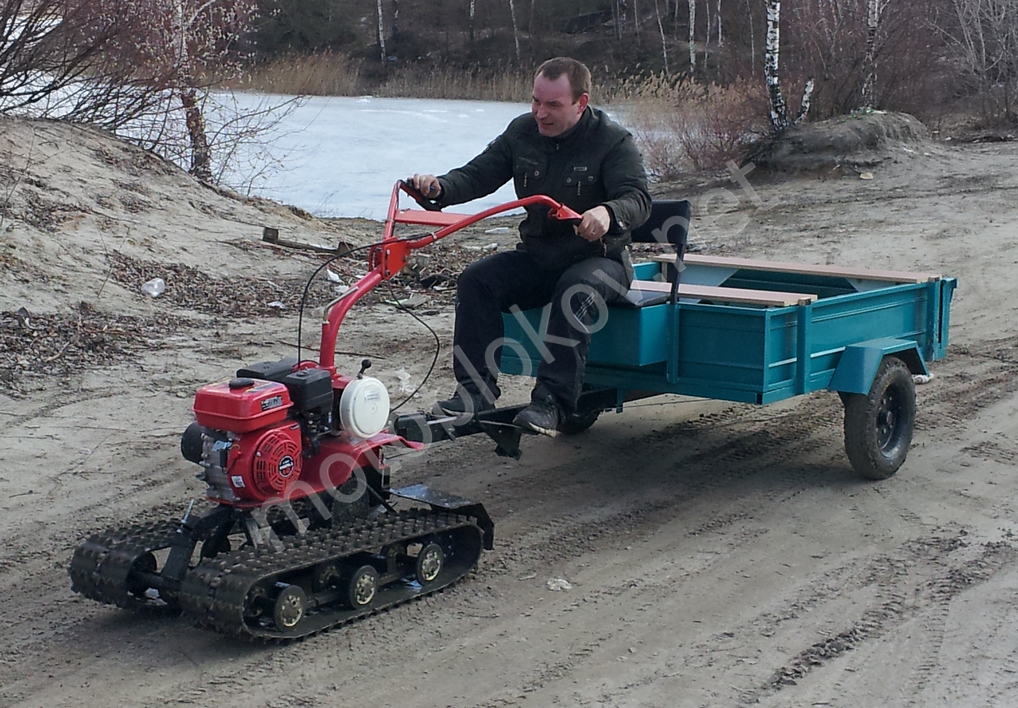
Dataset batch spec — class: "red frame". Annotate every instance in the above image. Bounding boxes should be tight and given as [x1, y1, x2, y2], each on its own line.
[317, 181, 581, 373]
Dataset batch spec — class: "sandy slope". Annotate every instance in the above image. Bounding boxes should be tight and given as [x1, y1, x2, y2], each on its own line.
[2, 114, 1018, 708]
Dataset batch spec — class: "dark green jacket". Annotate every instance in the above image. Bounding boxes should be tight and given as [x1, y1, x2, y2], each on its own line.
[436, 107, 651, 274]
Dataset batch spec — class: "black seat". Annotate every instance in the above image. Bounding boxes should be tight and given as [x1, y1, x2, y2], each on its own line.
[622, 199, 691, 307]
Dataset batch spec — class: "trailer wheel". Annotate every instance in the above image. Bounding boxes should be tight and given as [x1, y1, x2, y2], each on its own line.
[843, 357, 916, 480]
[273, 585, 307, 631]
[558, 409, 601, 435]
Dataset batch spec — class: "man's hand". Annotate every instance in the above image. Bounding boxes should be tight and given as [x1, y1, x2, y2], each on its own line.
[575, 205, 611, 242]
[411, 174, 443, 199]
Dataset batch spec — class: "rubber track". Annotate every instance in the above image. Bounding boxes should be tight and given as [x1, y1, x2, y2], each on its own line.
[69, 519, 184, 613]
[177, 508, 482, 641]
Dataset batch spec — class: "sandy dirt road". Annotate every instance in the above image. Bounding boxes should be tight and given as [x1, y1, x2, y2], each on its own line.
[2, 117, 1018, 708]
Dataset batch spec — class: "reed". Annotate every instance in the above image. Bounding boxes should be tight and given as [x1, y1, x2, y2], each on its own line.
[234, 53, 533, 101]
[228, 52, 364, 96]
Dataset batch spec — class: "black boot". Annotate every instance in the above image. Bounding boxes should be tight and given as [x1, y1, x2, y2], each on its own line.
[513, 390, 561, 437]
[434, 386, 496, 419]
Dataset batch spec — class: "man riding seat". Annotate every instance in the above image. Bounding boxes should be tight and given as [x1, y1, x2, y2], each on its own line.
[411, 57, 651, 436]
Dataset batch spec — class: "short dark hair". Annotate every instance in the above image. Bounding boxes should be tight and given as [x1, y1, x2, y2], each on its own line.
[535, 57, 591, 102]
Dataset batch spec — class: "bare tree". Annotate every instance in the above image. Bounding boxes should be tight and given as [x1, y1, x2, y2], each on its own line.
[765, 0, 813, 133]
[765, 0, 788, 129]
[113, 0, 258, 181]
[0, 0, 172, 128]
[469, 0, 476, 48]
[507, 0, 520, 63]
[689, 0, 697, 72]
[716, 0, 723, 46]
[746, 0, 757, 74]
[654, 0, 670, 76]
[940, 0, 1018, 121]
[860, 0, 884, 108]
[376, 0, 387, 63]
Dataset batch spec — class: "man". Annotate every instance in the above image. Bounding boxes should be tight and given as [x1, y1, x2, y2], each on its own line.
[412, 56, 651, 437]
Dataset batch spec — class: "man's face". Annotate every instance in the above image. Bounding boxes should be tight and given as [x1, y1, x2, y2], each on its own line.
[531, 74, 588, 137]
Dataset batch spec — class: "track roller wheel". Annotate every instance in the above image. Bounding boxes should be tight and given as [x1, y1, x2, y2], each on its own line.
[273, 585, 307, 631]
[312, 561, 341, 592]
[344, 565, 379, 609]
[415, 542, 445, 585]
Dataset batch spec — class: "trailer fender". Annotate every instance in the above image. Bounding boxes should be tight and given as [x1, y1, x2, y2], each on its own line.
[828, 338, 929, 395]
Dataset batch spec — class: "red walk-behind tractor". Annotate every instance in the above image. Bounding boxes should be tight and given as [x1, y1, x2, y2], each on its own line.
[69, 182, 582, 640]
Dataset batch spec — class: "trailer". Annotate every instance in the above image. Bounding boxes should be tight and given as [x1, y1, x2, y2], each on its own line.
[396, 197, 956, 480]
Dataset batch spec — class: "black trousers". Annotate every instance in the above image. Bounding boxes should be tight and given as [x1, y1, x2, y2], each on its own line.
[452, 250, 630, 414]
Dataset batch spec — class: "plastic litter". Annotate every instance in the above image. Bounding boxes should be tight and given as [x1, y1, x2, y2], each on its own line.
[396, 368, 414, 394]
[141, 278, 165, 297]
[546, 578, 573, 591]
[913, 373, 935, 384]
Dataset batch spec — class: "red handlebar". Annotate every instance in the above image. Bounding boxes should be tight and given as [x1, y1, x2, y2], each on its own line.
[318, 182, 583, 372]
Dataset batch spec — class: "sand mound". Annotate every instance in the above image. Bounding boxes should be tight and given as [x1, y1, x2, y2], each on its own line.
[757, 111, 930, 173]
[0, 115, 378, 315]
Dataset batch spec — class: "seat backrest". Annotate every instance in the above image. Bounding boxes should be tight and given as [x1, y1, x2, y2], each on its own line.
[618, 200, 692, 309]
[631, 199, 691, 259]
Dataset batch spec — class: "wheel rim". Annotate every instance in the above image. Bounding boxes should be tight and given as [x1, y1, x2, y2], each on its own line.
[417, 543, 443, 583]
[351, 568, 377, 606]
[876, 386, 906, 455]
[275, 588, 304, 629]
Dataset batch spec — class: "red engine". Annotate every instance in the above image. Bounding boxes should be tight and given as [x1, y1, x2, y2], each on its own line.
[182, 361, 408, 507]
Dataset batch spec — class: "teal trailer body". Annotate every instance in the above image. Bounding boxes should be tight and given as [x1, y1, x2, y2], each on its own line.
[499, 258, 956, 408]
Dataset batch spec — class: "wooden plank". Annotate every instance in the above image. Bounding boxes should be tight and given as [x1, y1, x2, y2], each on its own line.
[631, 279, 818, 307]
[651, 253, 941, 283]
[392, 209, 472, 227]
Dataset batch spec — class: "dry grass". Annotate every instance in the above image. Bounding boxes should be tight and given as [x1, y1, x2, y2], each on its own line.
[233, 53, 533, 102]
[228, 53, 364, 96]
[612, 76, 769, 179]
[373, 66, 533, 102]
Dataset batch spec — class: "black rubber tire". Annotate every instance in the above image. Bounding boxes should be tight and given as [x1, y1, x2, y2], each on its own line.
[557, 409, 601, 436]
[273, 585, 307, 631]
[344, 565, 379, 609]
[843, 357, 916, 480]
[415, 542, 445, 585]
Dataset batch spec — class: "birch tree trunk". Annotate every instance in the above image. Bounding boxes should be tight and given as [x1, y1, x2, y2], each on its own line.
[654, 0, 669, 75]
[469, 0, 476, 49]
[861, 0, 883, 108]
[765, 0, 789, 131]
[508, 0, 521, 63]
[392, 0, 400, 41]
[716, 0, 723, 45]
[689, 0, 696, 72]
[376, 0, 386, 63]
[746, 0, 756, 74]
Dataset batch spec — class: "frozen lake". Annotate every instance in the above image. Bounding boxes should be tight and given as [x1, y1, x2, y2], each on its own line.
[223, 94, 529, 221]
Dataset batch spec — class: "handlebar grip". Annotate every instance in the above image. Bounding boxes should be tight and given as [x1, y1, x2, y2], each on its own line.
[547, 203, 582, 224]
[400, 179, 443, 212]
